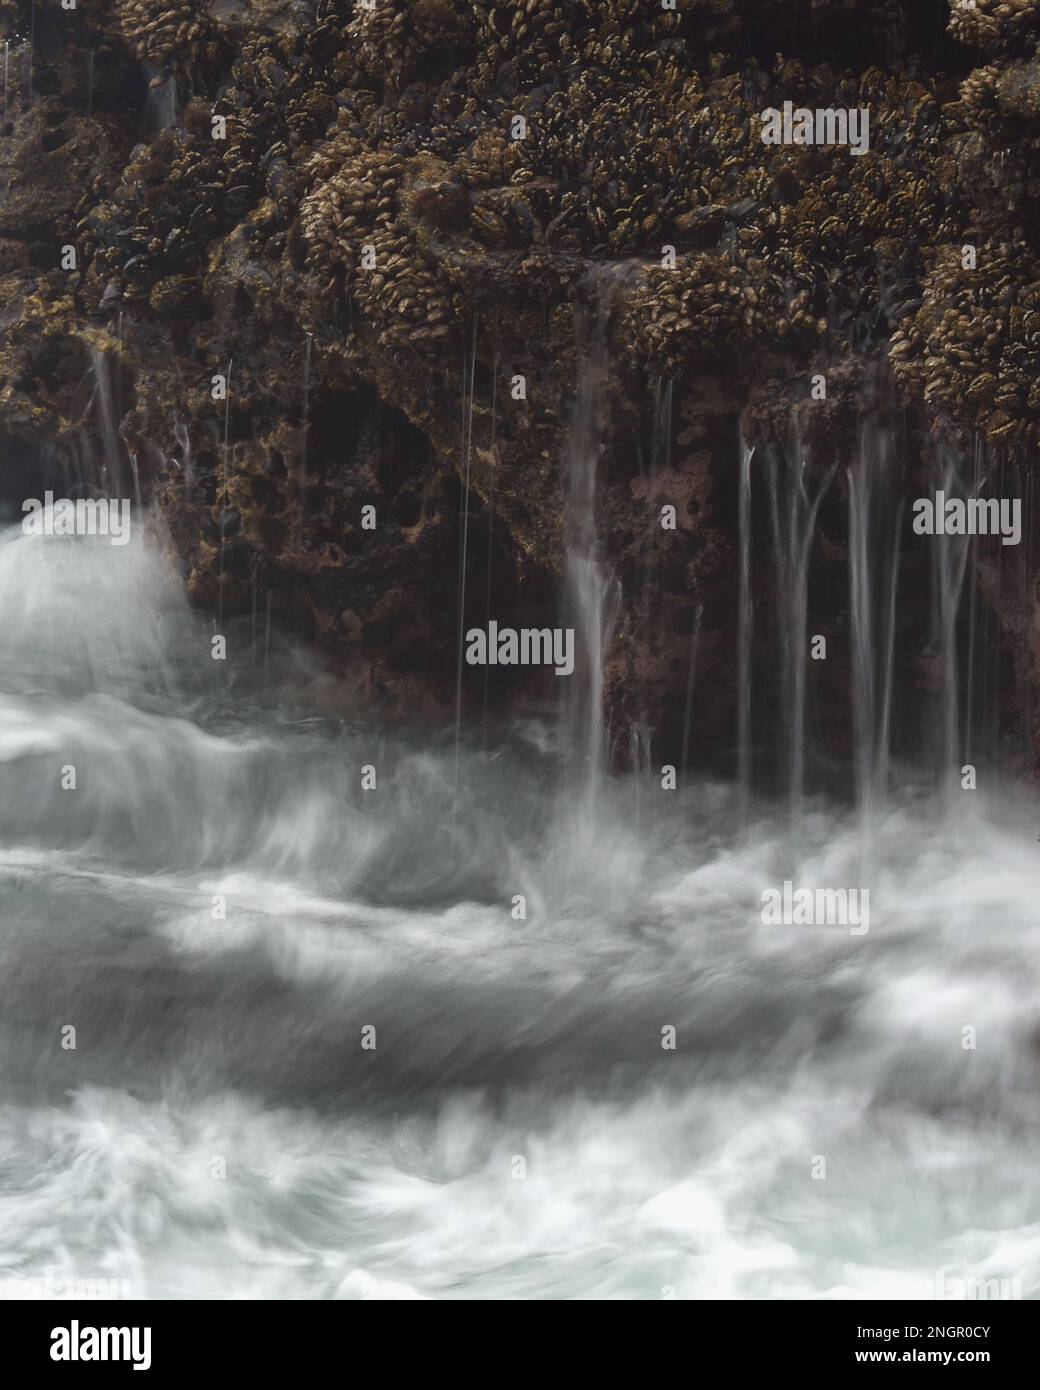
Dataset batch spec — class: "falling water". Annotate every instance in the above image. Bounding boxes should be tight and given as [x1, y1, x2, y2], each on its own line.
[932, 445, 973, 794]
[1017, 466, 1036, 772]
[264, 589, 272, 684]
[736, 438, 754, 816]
[965, 530, 980, 772]
[481, 354, 498, 742]
[628, 719, 652, 833]
[144, 71, 179, 132]
[173, 421, 194, 494]
[632, 374, 674, 738]
[651, 376, 674, 473]
[251, 578, 258, 670]
[87, 345, 124, 497]
[766, 415, 836, 811]
[848, 416, 903, 826]
[981, 451, 1006, 770]
[60, 435, 88, 503]
[452, 317, 478, 833]
[5, 5, 1040, 1313]
[2, 515, 1039, 1299]
[679, 605, 703, 782]
[563, 263, 635, 815]
[218, 359, 232, 629]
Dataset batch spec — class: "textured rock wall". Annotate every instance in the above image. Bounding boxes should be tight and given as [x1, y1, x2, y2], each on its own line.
[0, 1, 1038, 770]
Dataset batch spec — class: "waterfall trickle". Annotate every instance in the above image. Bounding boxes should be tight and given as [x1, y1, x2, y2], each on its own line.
[87, 345, 125, 497]
[931, 446, 973, 795]
[218, 359, 232, 629]
[766, 416, 836, 812]
[481, 353, 498, 745]
[959, 445, 1036, 778]
[2, 440, 1039, 1301]
[1016, 465, 1036, 772]
[452, 316, 478, 835]
[173, 422, 194, 495]
[652, 376, 674, 474]
[848, 416, 903, 825]
[562, 264, 635, 815]
[680, 605, 703, 785]
[264, 589, 272, 685]
[143, 70, 179, 132]
[736, 437, 754, 818]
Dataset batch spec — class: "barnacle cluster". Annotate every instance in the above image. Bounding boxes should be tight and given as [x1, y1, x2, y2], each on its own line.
[99, 0, 229, 85]
[3, 0, 1040, 561]
[622, 251, 818, 375]
[890, 239, 1040, 443]
[346, 0, 473, 91]
[946, 0, 1040, 54]
[299, 134, 455, 350]
[958, 55, 1040, 136]
[118, 0, 207, 67]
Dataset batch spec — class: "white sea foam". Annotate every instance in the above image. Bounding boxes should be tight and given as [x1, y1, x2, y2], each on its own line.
[0, 520, 1037, 1300]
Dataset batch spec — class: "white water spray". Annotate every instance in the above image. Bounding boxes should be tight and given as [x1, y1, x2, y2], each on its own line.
[563, 264, 636, 816]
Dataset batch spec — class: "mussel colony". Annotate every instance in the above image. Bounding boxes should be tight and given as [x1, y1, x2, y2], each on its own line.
[0, 0, 1038, 763]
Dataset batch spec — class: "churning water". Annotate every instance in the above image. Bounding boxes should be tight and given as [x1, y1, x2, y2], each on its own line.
[1, 519, 1039, 1301]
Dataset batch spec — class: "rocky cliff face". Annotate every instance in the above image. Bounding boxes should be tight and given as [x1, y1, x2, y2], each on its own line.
[1, 0, 1038, 779]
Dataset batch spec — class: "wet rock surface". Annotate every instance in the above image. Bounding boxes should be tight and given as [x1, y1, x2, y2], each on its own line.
[0, 0, 1037, 773]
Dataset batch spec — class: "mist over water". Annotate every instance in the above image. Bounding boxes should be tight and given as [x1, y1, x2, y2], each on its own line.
[1, 516, 1039, 1301]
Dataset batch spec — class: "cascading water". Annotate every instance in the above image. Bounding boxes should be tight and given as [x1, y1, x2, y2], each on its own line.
[143, 69, 179, 132]
[562, 264, 634, 817]
[2, 453, 1039, 1299]
[744, 411, 1005, 818]
[932, 447, 974, 795]
[765, 415, 836, 811]
[6, 0, 1040, 1322]
[848, 416, 903, 827]
[736, 437, 754, 819]
[173, 421, 194, 495]
[679, 605, 703, 788]
[629, 375, 675, 757]
[87, 344, 125, 498]
[3, 305, 1040, 1306]
[1015, 467, 1036, 772]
